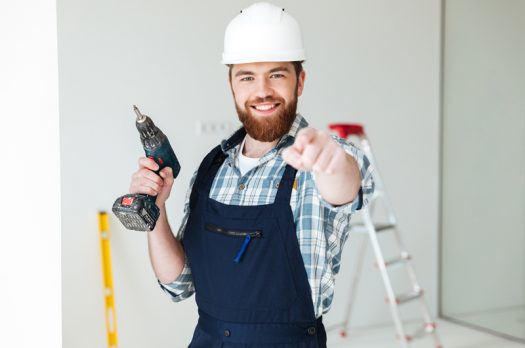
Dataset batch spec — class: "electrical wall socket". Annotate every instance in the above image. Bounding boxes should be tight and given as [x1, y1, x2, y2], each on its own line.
[195, 121, 238, 135]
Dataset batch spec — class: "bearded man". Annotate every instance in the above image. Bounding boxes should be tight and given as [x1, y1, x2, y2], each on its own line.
[129, 3, 374, 347]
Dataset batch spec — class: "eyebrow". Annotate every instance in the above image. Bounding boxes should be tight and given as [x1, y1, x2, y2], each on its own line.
[234, 70, 254, 77]
[234, 66, 291, 77]
[268, 66, 290, 74]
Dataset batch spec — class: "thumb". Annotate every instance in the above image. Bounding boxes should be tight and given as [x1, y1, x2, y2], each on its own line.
[159, 167, 174, 183]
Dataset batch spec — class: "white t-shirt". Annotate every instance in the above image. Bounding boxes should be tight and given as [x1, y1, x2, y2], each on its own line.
[237, 136, 260, 176]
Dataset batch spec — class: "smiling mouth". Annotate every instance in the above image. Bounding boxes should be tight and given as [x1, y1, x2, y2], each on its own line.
[250, 103, 281, 112]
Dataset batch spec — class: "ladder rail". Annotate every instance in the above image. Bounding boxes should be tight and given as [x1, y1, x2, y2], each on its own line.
[363, 209, 410, 348]
[341, 235, 368, 330]
[361, 135, 426, 297]
[359, 136, 397, 226]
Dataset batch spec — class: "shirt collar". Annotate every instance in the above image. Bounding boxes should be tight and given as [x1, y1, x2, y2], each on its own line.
[219, 113, 308, 169]
[220, 113, 309, 154]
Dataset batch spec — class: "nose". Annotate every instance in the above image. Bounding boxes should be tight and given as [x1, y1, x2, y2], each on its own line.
[254, 77, 274, 99]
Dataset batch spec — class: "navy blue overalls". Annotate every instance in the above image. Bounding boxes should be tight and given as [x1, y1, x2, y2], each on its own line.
[182, 139, 327, 348]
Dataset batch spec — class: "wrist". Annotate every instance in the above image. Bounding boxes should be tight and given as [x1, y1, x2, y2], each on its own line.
[156, 202, 166, 213]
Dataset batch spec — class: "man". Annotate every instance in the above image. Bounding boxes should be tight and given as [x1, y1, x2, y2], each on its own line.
[129, 2, 374, 347]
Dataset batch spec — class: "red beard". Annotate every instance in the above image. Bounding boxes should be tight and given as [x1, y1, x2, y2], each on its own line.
[235, 93, 298, 142]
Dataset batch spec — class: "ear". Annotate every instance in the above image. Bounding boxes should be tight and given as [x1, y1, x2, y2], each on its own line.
[227, 71, 234, 95]
[296, 69, 306, 97]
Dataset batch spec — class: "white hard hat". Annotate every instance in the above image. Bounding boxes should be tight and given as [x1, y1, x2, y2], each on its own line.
[221, 2, 306, 64]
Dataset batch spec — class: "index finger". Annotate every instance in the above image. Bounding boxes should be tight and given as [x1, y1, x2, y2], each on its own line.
[138, 156, 159, 171]
[294, 128, 316, 152]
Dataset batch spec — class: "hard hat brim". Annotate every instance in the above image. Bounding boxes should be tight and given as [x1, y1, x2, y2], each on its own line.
[221, 50, 306, 65]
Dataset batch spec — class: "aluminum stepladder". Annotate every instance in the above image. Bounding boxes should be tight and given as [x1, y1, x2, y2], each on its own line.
[327, 123, 443, 348]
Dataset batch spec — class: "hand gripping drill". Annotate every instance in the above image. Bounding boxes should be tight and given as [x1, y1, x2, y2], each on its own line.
[112, 105, 181, 231]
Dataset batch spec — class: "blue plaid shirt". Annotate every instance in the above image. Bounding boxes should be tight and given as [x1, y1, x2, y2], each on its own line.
[159, 114, 375, 318]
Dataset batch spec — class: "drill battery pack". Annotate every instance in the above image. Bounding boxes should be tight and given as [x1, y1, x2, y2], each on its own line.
[112, 194, 160, 231]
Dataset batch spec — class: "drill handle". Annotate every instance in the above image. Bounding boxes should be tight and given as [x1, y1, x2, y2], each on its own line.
[144, 138, 181, 179]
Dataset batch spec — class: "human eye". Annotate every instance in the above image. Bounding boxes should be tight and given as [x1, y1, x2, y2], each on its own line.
[239, 76, 254, 82]
[270, 73, 285, 79]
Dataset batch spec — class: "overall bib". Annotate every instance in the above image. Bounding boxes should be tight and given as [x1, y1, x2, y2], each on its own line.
[183, 145, 327, 348]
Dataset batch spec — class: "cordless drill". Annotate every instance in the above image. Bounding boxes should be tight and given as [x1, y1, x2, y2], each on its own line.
[112, 105, 181, 231]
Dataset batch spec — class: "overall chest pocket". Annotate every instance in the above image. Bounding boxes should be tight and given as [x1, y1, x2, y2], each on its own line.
[205, 223, 262, 263]
[196, 219, 299, 311]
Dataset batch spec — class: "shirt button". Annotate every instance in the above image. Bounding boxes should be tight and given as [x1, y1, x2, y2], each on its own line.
[307, 327, 316, 336]
[239, 183, 245, 190]
[275, 181, 280, 188]
[224, 329, 231, 337]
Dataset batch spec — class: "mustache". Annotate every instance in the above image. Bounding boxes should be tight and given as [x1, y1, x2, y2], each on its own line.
[246, 96, 285, 106]
[236, 94, 298, 143]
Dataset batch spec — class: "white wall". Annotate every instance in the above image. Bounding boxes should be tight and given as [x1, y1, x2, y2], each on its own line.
[58, 1, 441, 347]
[1, 1, 62, 347]
[441, 0, 525, 316]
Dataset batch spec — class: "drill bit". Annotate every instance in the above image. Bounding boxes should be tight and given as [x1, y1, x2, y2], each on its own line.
[134, 105, 146, 122]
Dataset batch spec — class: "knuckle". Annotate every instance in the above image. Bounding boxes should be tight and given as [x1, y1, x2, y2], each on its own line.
[335, 146, 345, 157]
[146, 170, 158, 180]
[154, 175, 164, 186]
[301, 155, 313, 167]
[164, 174, 174, 184]
[138, 157, 148, 166]
[140, 157, 157, 169]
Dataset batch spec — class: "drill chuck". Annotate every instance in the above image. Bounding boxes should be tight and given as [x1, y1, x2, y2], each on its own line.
[134, 105, 166, 150]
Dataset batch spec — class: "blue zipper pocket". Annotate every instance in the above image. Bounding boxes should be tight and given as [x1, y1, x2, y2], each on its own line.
[205, 223, 262, 263]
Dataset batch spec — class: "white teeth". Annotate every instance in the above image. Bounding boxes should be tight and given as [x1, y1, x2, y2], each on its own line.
[255, 104, 276, 111]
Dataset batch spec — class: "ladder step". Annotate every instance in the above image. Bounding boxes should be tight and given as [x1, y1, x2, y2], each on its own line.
[396, 322, 438, 342]
[386, 288, 424, 305]
[376, 253, 411, 269]
[375, 223, 396, 232]
[350, 223, 395, 234]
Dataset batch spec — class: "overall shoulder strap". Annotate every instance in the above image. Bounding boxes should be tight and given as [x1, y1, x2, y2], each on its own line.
[273, 164, 298, 205]
[189, 145, 227, 210]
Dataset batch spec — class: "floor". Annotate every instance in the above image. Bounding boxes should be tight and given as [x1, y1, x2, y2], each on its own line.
[451, 306, 525, 341]
[327, 319, 525, 348]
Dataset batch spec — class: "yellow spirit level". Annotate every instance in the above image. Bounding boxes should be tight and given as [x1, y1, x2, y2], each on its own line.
[98, 211, 118, 348]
